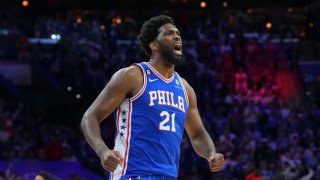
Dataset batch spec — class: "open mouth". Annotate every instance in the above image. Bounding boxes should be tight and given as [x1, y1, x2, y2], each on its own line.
[173, 43, 182, 56]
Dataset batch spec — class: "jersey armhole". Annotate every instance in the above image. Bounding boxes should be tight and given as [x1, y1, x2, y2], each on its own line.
[176, 73, 189, 107]
[130, 64, 147, 101]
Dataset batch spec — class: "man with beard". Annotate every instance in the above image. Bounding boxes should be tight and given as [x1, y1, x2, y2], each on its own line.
[81, 15, 224, 180]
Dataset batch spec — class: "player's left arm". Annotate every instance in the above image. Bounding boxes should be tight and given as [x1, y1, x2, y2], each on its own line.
[181, 78, 224, 172]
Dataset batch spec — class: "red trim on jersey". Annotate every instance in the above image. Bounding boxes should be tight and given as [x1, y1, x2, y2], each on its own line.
[178, 76, 189, 106]
[131, 64, 147, 101]
[144, 62, 174, 83]
[111, 171, 114, 180]
[182, 86, 189, 107]
[111, 107, 121, 180]
[121, 99, 132, 176]
[116, 107, 121, 133]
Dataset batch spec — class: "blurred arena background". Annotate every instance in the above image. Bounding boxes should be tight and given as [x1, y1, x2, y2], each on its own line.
[0, 0, 319, 179]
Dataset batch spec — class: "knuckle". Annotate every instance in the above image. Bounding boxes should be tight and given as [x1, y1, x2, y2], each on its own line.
[103, 160, 110, 165]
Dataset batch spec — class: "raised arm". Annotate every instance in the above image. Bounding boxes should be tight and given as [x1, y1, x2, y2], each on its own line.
[182, 78, 224, 172]
[80, 65, 143, 172]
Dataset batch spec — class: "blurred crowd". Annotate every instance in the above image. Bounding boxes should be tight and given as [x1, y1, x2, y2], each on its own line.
[0, 5, 320, 180]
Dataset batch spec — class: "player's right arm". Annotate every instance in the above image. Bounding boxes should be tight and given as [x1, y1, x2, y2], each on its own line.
[80, 65, 143, 171]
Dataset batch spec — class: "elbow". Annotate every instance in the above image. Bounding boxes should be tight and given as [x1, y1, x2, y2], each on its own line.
[80, 111, 93, 130]
[80, 112, 88, 131]
[80, 109, 104, 132]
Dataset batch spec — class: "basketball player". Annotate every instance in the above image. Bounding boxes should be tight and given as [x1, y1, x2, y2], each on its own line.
[81, 15, 224, 180]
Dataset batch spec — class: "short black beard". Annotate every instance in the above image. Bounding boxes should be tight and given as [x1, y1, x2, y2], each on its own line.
[158, 42, 185, 65]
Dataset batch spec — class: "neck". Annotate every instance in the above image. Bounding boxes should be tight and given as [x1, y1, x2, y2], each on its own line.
[149, 58, 175, 79]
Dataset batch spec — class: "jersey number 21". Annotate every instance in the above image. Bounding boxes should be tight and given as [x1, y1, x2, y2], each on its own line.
[159, 111, 176, 132]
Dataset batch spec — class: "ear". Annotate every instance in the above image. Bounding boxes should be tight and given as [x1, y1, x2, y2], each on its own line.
[149, 41, 158, 51]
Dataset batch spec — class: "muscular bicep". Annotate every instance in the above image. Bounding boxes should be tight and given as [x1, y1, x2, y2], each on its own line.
[185, 105, 205, 139]
[183, 79, 206, 139]
[86, 66, 142, 122]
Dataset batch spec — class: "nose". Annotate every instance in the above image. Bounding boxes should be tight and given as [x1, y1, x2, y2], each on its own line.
[174, 33, 181, 41]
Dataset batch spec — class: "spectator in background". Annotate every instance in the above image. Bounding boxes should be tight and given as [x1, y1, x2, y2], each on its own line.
[235, 67, 248, 96]
[260, 76, 279, 105]
[44, 135, 63, 160]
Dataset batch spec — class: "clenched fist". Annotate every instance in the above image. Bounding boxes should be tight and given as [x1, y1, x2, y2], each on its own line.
[208, 152, 224, 172]
[99, 150, 123, 172]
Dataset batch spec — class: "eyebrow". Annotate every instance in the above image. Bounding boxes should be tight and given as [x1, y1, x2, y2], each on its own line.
[159, 26, 179, 32]
[164, 28, 180, 34]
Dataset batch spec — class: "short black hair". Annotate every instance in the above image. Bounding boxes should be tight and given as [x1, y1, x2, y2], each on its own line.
[137, 15, 175, 56]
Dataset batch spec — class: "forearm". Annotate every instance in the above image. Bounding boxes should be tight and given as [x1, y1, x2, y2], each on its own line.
[81, 112, 109, 156]
[190, 130, 216, 160]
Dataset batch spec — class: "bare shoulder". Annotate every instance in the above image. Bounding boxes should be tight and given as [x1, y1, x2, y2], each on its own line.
[112, 65, 142, 84]
[116, 65, 142, 79]
[113, 65, 143, 97]
[180, 77, 195, 95]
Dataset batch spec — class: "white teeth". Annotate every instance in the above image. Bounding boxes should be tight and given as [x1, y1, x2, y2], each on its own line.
[173, 42, 182, 56]
[174, 43, 181, 51]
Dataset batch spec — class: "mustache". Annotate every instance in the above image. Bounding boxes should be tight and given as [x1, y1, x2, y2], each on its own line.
[159, 43, 185, 65]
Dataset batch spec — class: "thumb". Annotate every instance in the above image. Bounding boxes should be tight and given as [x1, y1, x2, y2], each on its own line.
[208, 152, 216, 161]
[114, 151, 124, 166]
